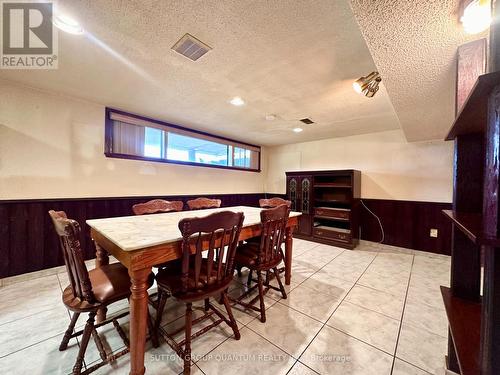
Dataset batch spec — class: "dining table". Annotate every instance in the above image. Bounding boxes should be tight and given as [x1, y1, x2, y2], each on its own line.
[86, 205, 301, 375]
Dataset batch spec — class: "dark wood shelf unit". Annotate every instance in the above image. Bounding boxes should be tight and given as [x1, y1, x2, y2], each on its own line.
[441, 286, 481, 375]
[442, 210, 482, 244]
[446, 71, 500, 140]
[286, 170, 360, 249]
[442, 210, 500, 247]
[314, 215, 350, 222]
[442, 71, 500, 375]
[314, 183, 352, 188]
[314, 199, 351, 204]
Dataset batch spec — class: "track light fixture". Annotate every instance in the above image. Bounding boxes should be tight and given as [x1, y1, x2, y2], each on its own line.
[353, 71, 382, 98]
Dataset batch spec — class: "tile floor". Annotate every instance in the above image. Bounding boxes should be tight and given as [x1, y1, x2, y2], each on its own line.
[0, 239, 451, 375]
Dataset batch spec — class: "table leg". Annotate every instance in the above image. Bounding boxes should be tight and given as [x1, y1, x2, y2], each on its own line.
[94, 242, 110, 322]
[284, 227, 293, 285]
[129, 267, 151, 375]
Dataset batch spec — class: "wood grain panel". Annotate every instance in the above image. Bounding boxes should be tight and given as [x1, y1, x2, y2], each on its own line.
[360, 198, 452, 255]
[0, 194, 453, 278]
[0, 193, 265, 278]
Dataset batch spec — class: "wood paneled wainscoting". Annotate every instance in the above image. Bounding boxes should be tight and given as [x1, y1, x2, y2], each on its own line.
[0, 194, 452, 279]
[359, 199, 452, 256]
[0, 193, 265, 279]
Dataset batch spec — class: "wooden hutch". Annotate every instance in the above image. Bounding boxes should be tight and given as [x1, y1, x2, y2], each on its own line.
[442, 71, 500, 375]
[285, 170, 360, 249]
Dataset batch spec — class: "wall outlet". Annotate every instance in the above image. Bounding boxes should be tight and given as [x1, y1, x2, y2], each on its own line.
[430, 228, 438, 238]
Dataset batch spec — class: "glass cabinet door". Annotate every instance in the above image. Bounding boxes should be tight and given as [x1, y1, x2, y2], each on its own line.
[301, 178, 311, 214]
[289, 178, 297, 211]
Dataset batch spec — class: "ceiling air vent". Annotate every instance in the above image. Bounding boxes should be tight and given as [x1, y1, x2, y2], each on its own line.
[300, 118, 314, 124]
[171, 33, 212, 61]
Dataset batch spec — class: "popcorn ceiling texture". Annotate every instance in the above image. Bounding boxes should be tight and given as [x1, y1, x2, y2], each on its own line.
[350, 0, 489, 141]
[0, 0, 400, 146]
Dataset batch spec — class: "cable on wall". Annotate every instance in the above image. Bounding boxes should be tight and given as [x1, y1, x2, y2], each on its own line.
[360, 199, 385, 243]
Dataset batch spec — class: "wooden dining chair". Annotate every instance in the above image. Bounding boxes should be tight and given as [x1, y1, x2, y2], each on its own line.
[258, 197, 292, 209]
[231, 204, 290, 323]
[132, 199, 184, 215]
[154, 211, 244, 375]
[186, 197, 221, 210]
[48, 210, 157, 375]
[235, 197, 291, 277]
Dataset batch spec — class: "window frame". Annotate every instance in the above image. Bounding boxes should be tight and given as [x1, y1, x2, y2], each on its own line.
[104, 107, 261, 172]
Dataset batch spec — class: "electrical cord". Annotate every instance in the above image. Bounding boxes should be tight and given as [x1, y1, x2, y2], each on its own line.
[360, 199, 385, 243]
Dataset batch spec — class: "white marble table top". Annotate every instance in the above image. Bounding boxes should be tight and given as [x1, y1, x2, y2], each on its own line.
[86, 206, 301, 252]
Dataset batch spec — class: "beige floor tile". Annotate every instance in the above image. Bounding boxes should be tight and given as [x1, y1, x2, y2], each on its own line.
[0, 332, 80, 375]
[1, 240, 453, 375]
[247, 302, 323, 358]
[0, 275, 62, 325]
[409, 274, 450, 292]
[320, 261, 367, 283]
[300, 325, 393, 375]
[301, 270, 354, 298]
[197, 327, 295, 375]
[280, 285, 343, 322]
[357, 271, 409, 297]
[396, 323, 447, 374]
[292, 240, 320, 258]
[402, 300, 448, 337]
[0, 305, 70, 357]
[289, 263, 318, 284]
[304, 244, 345, 259]
[406, 284, 445, 310]
[292, 256, 330, 272]
[345, 285, 405, 320]
[392, 358, 431, 374]
[287, 361, 319, 375]
[326, 301, 400, 354]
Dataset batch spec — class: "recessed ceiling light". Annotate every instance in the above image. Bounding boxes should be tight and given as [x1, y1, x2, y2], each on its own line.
[53, 14, 84, 35]
[293, 127, 303, 133]
[461, 0, 491, 34]
[229, 97, 245, 106]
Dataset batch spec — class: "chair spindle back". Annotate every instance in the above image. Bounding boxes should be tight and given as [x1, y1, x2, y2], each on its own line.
[178, 211, 244, 293]
[257, 205, 290, 268]
[48, 210, 95, 303]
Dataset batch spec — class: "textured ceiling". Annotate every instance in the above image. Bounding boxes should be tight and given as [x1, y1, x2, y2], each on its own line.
[0, 0, 400, 146]
[349, 0, 489, 142]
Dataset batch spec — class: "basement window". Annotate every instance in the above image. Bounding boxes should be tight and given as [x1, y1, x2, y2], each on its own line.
[105, 108, 261, 172]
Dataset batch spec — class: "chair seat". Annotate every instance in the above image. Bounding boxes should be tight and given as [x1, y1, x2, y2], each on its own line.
[235, 242, 283, 270]
[156, 259, 232, 301]
[63, 263, 154, 311]
[234, 243, 260, 266]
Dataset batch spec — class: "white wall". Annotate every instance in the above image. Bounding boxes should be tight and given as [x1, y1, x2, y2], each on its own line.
[265, 130, 453, 203]
[0, 81, 453, 203]
[0, 80, 267, 199]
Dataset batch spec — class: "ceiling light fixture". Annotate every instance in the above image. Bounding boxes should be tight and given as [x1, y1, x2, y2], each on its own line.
[229, 97, 245, 106]
[265, 114, 277, 121]
[353, 71, 382, 98]
[293, 127, 303, 133]
[53, 13, 84, 35]
[461, 0, 491, 34]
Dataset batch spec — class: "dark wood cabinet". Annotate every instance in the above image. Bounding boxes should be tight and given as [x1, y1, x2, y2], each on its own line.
[286, 170, 360, 249]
